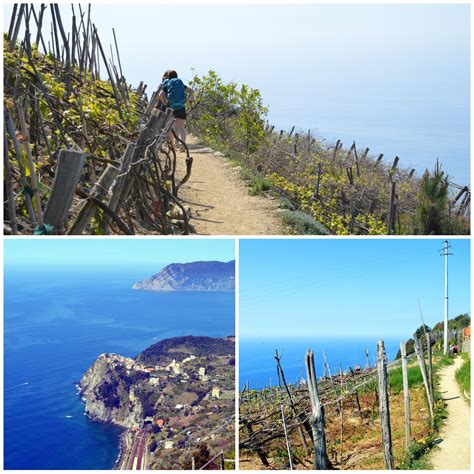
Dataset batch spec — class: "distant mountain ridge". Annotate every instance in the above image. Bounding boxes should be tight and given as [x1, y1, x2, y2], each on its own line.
[132, 260, 235, 292]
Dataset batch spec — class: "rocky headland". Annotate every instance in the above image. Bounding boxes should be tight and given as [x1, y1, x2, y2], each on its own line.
[132, 260, 235, 292]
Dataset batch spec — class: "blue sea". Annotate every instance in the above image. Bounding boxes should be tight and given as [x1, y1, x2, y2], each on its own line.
[4, 267, 235, 470]
[239, 337, 400, 390]
[266, 94, 470, 186]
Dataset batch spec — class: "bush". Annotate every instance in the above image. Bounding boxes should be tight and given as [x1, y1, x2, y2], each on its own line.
[281, 210, 331, 235]
[389, 365, 424, 393]
[398, 438, 434, 469]
[240, 169, 272, 195]
[188, 70, 268, 156]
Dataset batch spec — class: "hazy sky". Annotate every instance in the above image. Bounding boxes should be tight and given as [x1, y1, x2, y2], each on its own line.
[4, 238, 235, 270]
[3, 3, 470, 180]
[240, 239, 470, 339]
[4, 3, 469, 100]
[4, 3, 464, 94]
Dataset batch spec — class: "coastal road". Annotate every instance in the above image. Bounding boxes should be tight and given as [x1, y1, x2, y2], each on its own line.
[125, 429, 150, 470]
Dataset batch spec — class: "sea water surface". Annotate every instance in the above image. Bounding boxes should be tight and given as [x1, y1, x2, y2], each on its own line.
[4, 267, 235, 470]
[240, 337, 400, 390]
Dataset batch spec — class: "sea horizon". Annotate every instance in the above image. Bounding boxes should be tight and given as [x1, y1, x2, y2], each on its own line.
[240, 336, 402, 390]
[263, 92, 470, 186]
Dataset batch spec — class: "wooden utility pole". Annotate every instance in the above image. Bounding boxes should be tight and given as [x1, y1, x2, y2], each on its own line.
[377, 340, 394, 469]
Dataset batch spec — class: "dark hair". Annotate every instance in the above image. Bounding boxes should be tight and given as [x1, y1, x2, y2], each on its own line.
[167, 70, 178, 79]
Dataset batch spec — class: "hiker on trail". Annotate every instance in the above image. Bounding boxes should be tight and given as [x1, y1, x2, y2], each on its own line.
[158, 70, 193, 150]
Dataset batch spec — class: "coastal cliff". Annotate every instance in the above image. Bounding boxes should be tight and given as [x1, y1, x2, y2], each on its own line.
[132, 260, 235, 292]
[79, 353, 144, 428]
[78, 336, 235, 469]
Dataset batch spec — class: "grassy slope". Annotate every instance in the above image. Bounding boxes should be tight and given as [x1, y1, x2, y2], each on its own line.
[455, 354, 471, 399]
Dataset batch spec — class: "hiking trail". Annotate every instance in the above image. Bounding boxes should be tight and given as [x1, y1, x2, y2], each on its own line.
[430, 356, 470, 470]
[176, 135, 284, 235]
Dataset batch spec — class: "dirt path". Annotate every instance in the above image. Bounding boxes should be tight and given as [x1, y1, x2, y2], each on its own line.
[430, 356, 470, 470]
[176, 135, 283, 235]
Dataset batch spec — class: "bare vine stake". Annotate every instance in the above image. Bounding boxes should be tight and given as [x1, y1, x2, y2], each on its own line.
[3, 124, 18, 234]
[275, 350, 310, 451]
[305, 349, 328, 470]
[400, 341, 411, 447]
[280, 404, 293, 470]
[377, 340, 394, 470]
[246, 422, 269, 467]
[426, 332, 434, 402]
[365, 349, 371, 369]
[417, 299, 434, 403]
[323, 350, 341, 413]
[16, 105, 44, 227]
[387, 179, 397, 234]
[413, 334, 434, 421]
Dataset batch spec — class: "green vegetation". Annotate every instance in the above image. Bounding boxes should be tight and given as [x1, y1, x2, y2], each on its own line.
[456, 355, 470, 399]
[396, 314, 470, 359]
[417, 160, 449, 234]
[187, 70, 469, 235]
[240, 168, 272, 196]
[389, 365, 424, 393]
[188, 70, 268, 157]
[281, 210, 330, 235]
[137, 336, 234, 366]
[398, 438, 434, 470]
[4, 39, 140, 158]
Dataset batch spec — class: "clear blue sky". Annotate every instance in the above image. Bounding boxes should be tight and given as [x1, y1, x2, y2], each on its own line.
[4, 238, 235, 270]
[239, 239, 470, 339]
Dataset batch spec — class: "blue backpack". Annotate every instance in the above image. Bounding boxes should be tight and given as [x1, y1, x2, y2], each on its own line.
[163, 78, 186, 110]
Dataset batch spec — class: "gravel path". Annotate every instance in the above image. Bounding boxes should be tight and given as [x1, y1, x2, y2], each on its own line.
[176, 135, 283, 235]
[430, 356, 470, 470]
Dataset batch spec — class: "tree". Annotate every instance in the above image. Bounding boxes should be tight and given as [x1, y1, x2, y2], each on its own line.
[417, 160, 449, 234]
[180, 443, 218, 470]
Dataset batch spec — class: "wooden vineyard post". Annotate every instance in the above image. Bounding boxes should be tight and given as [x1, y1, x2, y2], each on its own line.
[305, 349, 328, 470]
[365, 349, 371, 369]
[67, 164, 119, 235]
[191, 457, 195, 470]
[280, 404, 294, 470]
[387, 179, 397, 234]
[349, 368, 364, 419]
[245, 422, 269, 467]
[274, 350, 311, 452]
[400, 341, 411, 447]
[426, 332, 434, 404]
[377, 340, 394, 470]
[413, 334, 434, 421]
[43, 150, 87, 230]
